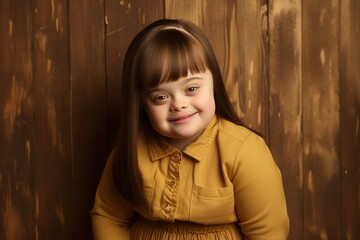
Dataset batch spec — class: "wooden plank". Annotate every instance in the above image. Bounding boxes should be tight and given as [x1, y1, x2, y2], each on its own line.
[235, 0, 269, 138]
[105, 0, 164, 145]
[32, 0, 72, 238]
[165, 0, 269, 136]
[0, 0, 36, 239]
[68, 0, 107, 238]
[268, 1, 303, 239]
[302, 0, 341, 238]
[340, 0, 360, 238]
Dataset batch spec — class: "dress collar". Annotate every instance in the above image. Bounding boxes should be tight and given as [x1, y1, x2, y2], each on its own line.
[146, 116, 219, 162]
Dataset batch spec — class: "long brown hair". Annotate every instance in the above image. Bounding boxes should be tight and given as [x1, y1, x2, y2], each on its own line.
[112, 19, 248, 208]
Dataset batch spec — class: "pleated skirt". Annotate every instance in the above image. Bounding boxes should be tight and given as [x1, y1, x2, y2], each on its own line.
[131, 216, 244, 240]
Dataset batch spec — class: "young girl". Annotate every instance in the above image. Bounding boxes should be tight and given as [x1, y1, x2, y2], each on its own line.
[91, 19, 289, 239]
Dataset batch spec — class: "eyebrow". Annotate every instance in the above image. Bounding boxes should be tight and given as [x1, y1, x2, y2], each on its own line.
[184, 76, 203, 82]
[146, 76, 203, 94]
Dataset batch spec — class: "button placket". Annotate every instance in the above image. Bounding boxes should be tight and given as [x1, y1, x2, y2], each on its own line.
[160, 151, 182, 220]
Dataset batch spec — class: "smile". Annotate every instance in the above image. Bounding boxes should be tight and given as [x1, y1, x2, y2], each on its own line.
[169, 113, 197, 124]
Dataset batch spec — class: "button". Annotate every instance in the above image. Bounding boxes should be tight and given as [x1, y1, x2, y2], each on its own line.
[170, 152, 181, 162]
[167, 180, 176, 188]
[164, 204, 174, 213]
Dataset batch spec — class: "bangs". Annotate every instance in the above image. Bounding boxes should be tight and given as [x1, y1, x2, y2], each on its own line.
[138, 29, 208, 89]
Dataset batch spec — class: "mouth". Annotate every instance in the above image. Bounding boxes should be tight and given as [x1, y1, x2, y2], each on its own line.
[169, 112, 197, 123]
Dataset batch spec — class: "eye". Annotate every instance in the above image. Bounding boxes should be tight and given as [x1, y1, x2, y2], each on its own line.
[152, 94, 168, 104]
[186, 86, 198, 94]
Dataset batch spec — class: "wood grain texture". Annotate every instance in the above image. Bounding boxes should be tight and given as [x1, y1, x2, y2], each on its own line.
[302, 0, 341, 239]
[32, 0, 72, 238]
[268, 1, 303, 239]
[105, 0, 164, 145]
[0, 1, 359, 239]
[233, 0, 269, 138]
[0, 0, 36, 239]
[165, 0, 269, 136]
[68, 0, 107, 238]
[340, 0, 360, 238]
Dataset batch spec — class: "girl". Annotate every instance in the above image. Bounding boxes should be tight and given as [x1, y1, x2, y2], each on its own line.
[91, 19, 289, 239]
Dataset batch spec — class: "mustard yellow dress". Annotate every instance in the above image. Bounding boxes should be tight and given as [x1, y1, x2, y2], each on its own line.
[91, 117, 289, 239]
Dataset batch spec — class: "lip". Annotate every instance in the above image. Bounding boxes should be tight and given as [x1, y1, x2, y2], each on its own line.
[169, 112, 197, 123]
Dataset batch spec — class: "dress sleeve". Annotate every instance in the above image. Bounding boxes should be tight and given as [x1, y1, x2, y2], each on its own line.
[91, 150, 134, 240]
[232, 133, 289, 240]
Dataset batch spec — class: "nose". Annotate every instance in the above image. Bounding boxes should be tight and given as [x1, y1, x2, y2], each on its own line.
[169, 96, 188, 112]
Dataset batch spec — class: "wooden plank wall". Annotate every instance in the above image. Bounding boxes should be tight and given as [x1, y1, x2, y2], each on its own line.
[302, 1, 341, 238]
[0, 0, 359, 239]
[340, 1, 360, 239]
[268, 0, 303, 238]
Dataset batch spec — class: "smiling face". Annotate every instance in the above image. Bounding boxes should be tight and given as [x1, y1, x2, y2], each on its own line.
[143, 69, 215, 149]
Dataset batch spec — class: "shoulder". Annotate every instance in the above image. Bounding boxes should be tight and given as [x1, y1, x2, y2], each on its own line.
[217, 117, 260, 144]
[216, 118, 278, 179]
[216, 117, 271, 163]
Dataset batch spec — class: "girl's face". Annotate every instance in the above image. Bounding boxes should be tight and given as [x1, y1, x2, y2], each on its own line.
[142, 68, 216, 149]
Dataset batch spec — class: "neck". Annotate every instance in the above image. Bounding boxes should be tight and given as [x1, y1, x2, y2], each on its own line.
[165, 132, 203, 151]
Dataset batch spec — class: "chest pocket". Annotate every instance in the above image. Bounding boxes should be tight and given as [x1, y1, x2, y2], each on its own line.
[190, 185, 237, 224]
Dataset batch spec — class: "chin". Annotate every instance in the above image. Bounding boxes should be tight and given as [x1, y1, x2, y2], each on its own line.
[177, 130, 203, 139]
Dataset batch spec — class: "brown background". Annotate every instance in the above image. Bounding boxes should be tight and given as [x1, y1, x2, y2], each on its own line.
[0, 0, 359, 239]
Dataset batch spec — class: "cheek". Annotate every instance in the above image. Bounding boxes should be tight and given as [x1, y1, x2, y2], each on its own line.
[206, 99, 216, 114]
[196, 93, 215, 111]
[144, 106, 166, 125]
